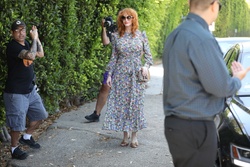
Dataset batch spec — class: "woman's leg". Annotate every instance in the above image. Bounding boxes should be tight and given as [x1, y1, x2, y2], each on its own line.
[130, 131, 139, 148]
[120, 131, 130, 147]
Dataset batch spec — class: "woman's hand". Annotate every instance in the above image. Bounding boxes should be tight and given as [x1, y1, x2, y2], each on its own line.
[107, 75, 112, 87]
[141, 67, 148, 77]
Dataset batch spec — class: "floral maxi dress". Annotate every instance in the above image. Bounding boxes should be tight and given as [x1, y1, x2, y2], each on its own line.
[102, 30, 153, 132]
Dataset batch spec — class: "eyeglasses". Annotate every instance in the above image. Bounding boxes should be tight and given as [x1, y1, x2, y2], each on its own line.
[121, 16, 133, 20]
[211, 0, 222, 11]
[14, 28, 26, 33]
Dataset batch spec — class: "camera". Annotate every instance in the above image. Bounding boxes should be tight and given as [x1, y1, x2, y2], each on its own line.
[104, 16, 113, 28]
[104, 16, 117, 40]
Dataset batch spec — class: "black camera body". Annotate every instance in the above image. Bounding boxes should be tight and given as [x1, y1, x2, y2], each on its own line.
[104, 16, 114, 28]
[104, 16, 117, 40]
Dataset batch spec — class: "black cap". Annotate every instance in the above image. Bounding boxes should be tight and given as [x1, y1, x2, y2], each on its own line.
[11, 20, 26, 31]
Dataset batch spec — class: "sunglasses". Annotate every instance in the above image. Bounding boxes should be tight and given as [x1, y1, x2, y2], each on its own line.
[211, 0, 222, 11]
[121, 16, 133, 20]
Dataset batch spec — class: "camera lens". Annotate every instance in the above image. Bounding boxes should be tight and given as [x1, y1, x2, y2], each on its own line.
[104, 21, 111, 27]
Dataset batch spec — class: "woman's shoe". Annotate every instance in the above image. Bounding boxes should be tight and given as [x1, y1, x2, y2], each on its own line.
[130, 132, 138, 148]
[120, 140, 129, 147]
[120, 131, 130, 147]
[130, 141, 139, 148]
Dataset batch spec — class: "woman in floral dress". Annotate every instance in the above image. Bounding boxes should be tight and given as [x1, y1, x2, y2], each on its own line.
[102, 8, 153, 148]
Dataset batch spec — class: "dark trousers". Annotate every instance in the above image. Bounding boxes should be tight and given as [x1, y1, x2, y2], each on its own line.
[164, 116, 217, 167]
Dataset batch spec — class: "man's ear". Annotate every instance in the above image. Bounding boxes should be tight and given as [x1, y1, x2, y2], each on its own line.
[210, 1, 217, 13]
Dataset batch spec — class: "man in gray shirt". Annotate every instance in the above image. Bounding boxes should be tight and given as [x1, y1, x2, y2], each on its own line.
[162, 0, 250, 167]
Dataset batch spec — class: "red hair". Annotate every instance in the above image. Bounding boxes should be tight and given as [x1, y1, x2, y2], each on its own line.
[117, 8, 139, 37]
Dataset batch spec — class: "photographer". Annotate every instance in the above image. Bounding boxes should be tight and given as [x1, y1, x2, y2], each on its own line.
[101, 18, 111, 45]
[4, 20, 48, 160]
[84, 18, 115, 122]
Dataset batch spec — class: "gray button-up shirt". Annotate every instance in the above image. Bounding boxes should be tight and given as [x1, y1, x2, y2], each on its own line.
[162, 13, 241, 119]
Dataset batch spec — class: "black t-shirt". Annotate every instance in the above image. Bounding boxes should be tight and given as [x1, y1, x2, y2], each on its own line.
[4, 39, 35, 94]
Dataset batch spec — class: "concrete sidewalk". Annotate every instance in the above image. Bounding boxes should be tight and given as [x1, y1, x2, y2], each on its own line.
[8, 64, 174, 167]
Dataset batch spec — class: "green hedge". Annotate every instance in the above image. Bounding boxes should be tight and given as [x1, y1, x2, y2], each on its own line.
[0, 0, 250, 127]
[215, 0, 250, 37]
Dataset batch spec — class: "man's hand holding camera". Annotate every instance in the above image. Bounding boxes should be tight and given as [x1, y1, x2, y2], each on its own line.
[28, 25, 44, 58]
[30, 25, 38, 40]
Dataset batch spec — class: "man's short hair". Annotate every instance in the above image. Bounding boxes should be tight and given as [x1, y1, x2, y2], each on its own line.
[189, 0, 212, 10]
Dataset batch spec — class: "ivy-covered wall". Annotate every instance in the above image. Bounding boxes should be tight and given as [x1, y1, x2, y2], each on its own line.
[0, 0, 250, 127]
[215, 0, 250, 37]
